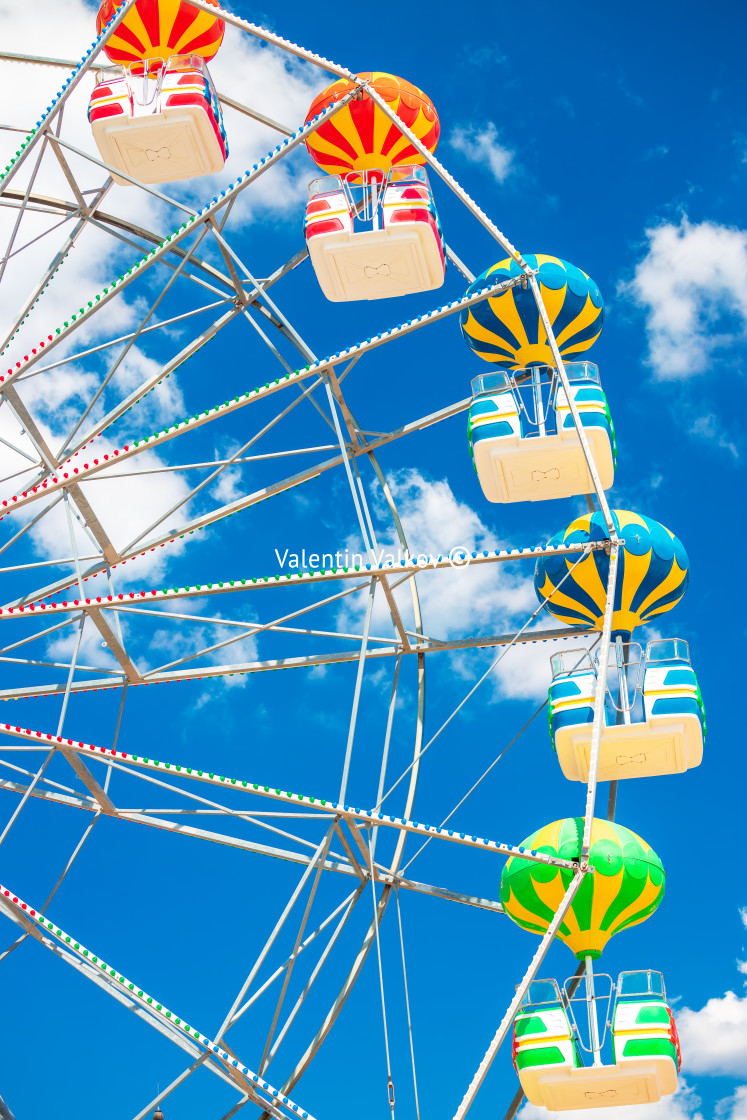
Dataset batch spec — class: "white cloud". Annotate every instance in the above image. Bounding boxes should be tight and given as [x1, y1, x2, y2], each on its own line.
[519, 1080, 703, 1120]
[16, 363, 99, 421]
[643, 145, 670, 160]
[0, 356, 194, 592]
[555, 96, 575, 119]
[76, 449, 193, 554]
[461, 45, 507, 68]
[47, 611, 124, 672]
[335, 469, 568, 701]
[370, 468, 535, 638]
[487, 632, 597, 702]
[719, 1085, 747, 1120]
[620, 216, 747, 378]
[202, 438, 246, 505]
[212, 465, 243, 504]
[689, 412, 739, 460]
[146, 615, 258, 677]
[108, 346, 185, 423]
[676, 989, 747, 1077]
[450, 122, 516, 184]
[194, 25, 322, 218]
[0, 396, 50, 486]
[0, 428, 193, 582]
[617, 73, 645, 109]
[353, 470, 606, 703]
[40, 601, 261, 682]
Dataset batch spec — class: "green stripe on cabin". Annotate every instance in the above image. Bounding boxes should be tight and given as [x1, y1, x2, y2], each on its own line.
[515, 1045, 568, 1070]
[515, 1015, 550, 1037]
[635, 1004, 670, 1025]
[621, 1038, 678, 1063]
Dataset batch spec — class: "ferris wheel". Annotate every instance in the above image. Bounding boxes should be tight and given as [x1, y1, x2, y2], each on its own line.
[0, 3, 702, 1118]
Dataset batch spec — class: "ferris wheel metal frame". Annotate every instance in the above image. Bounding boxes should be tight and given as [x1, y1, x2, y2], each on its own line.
[0, 6, 625, 1120]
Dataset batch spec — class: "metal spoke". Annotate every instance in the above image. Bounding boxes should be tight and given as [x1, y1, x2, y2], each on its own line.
[256, 823, 337, 1073]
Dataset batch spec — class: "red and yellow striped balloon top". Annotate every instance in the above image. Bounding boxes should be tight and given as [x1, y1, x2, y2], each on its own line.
[305, 72, 440, 175]
[96, 0, 225, 64]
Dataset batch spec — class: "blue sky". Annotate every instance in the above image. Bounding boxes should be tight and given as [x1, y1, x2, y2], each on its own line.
[0, 0, 745, 1118]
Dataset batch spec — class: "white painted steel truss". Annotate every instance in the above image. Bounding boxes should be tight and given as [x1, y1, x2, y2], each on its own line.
[0, 8, 620, 1119]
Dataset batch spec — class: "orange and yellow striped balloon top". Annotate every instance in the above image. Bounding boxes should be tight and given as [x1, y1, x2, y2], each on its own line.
[96, 0, 225, 65]
[305, 72, 440, 175]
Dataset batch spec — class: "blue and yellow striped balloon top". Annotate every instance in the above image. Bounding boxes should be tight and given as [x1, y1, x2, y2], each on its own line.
[534, 510, 689, 638]
[460, 254, 604, 369]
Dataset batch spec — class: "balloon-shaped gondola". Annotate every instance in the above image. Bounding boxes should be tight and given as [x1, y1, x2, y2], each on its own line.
[539, 509, 702, 784]
[460, 254, 604, 370]
[505, 824, 679, 1108]
[500, 817, 665, 960]
[302, 72, 445, 301]
[464, 255, 614, 503]
[89, 0, 228, 185]
[96, 0, 225, 64]
[304, 72, 440, 175]
[534, 509, 689, 639]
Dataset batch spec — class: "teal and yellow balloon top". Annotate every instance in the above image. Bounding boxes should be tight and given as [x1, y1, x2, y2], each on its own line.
[534, 509, 689, 639]
[500, 818, 666, 959]
[460, 254, 604, 369]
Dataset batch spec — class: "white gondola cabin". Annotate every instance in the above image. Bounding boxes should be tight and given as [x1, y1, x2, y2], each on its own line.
[88, 55, 228, 185]
[513, 971, 680, 1111]
[548, 638, 704, 782]
[304, 165, 446, 302]
[468, 362, 615, 503]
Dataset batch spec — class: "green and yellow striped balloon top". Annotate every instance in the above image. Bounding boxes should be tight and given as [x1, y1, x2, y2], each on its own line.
[500, 818, 665, 960]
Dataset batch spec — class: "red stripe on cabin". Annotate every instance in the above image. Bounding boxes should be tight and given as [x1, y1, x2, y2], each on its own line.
[164, 92, 208, 109]
[388, 208, 434, 225]
[306, 218, 345, 238]
[89, 103, 126, 121]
